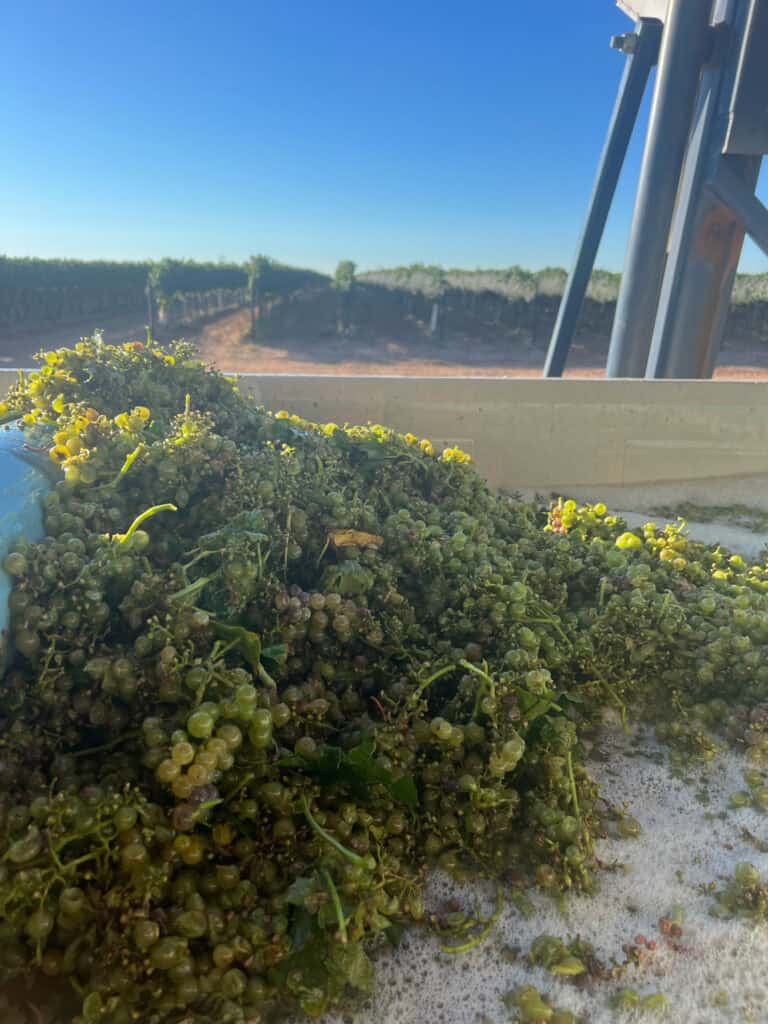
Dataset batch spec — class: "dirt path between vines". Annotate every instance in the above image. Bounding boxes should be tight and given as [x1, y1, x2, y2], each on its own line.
[196, 309, 768, 380]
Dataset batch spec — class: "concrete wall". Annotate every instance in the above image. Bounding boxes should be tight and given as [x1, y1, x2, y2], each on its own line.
[2, 370, 767, 512]
[239, 376, 768, 513]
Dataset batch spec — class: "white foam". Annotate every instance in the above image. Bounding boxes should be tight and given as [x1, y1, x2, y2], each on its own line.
[329, 727, 768, 1024]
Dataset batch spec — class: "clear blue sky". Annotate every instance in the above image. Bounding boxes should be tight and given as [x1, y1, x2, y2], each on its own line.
[1, 0, 765, 273]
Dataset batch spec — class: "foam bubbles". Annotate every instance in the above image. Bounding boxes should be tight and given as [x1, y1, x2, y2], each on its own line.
[328, 727, 768, 1023]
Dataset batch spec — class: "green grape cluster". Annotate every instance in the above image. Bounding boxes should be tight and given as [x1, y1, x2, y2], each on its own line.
[709, 861, 768, 924]
[1, 338, 768, 1023]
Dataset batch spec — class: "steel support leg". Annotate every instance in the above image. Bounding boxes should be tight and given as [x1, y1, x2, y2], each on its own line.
[646, 0, 762, 378]
[543, 18, 661, 377]
[710, 160, 768, 258]
[646, 159, 761, 377]
[606, 0, 713, 378]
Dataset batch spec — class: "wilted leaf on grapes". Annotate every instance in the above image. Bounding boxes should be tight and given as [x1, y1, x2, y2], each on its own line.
[329, 529, 384, 550]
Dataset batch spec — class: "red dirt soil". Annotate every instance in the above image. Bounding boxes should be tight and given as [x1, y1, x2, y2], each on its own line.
[2, 307, 768, 380]
[196, 310, 768, 380]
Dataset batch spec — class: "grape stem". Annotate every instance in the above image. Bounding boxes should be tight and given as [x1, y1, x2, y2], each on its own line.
[460, 660, 496, 721]
[408, 664, 456, 709]
[224, 772, 255, 804]
[528, 605, 572, 647]
[118, 442, 147, 481]
[283, 508, 293, 579]
[606, 684, 629, 732]
[46, 835, 65, 874]
[69, 732, 138, 759]
[258, 663, 278, 691]
[300, 796, 371, 869]
[118, 503, 177, 544]
[180, 549, 222, 572]
[320, 868, 348, 944]
[440, 881, 503, 954]
[315, 535, 331, 567]
[256, 541, 268, 579]
[566, 749, 581, 818]
[192, 798, 223, 825]
[169, 577, 211, 604]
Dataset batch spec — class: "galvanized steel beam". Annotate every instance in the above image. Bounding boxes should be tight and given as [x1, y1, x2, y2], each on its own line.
[544, 19, 661, 377]
[709, 160, 768, 258]
[606, 0, 714, 378]
[646, 0, 763, 379]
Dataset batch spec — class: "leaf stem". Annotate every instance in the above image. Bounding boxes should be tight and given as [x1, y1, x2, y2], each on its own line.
[321, 868, 348, 944]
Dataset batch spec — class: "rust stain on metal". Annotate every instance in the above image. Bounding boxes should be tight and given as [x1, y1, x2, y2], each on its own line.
[694, 203, 743, 277]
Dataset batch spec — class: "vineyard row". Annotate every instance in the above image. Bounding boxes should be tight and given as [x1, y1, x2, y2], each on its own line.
[2, 256, 767, 333]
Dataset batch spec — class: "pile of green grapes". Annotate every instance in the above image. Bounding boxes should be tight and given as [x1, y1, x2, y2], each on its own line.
[0, 338, 767, 1024]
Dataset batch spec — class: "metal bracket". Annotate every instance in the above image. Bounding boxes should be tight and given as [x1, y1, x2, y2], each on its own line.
[611, 32, 639, 54]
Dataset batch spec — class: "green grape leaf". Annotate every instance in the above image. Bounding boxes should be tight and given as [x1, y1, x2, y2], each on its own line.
[388, 773, 419, 806]
[282, 738, 418, 807]
[327, 940, 374, 993]
[269, 934, 373, 1010]
[285, 875, 318, 907]
[513, 686, 563, 726]
[321, 559, 375, 596]
[212, 621, 261, 674]
[329, 431, 403, 475]
[289, 906, 315, 952]
[261, 643, 287, 671]
[270, 419, 304, 444]
[328, 429, 353, 451]
[271, 938, 328, 993]
[198, 510, 268, 548]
